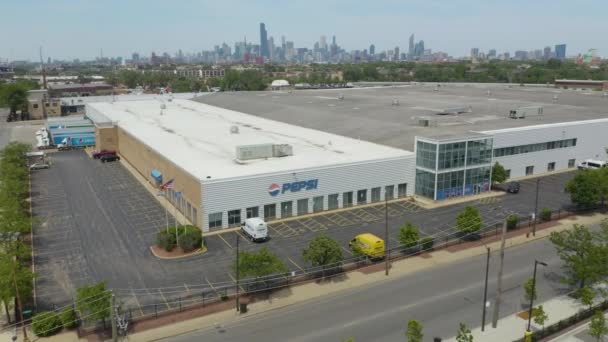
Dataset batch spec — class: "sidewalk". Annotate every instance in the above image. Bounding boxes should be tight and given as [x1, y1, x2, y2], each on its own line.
[548, 311, 608, 342]
[124, 212, 608, 342]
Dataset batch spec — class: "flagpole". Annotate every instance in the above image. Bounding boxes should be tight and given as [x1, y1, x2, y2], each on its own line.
[164, 191, 169, 233]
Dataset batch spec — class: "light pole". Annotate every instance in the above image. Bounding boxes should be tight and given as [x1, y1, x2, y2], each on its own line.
[236, 234, 240, 312]
[384, 194, 390, 276]
[529, 178, 540, 237]
[527, 260, 548, 332]
[481, 246, 491, 332]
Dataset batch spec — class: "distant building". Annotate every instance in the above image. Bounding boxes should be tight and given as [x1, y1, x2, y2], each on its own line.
[0, 65, 14, 79]
[514, 50, 528, 60]
[488, 49, 497, 59]
[555, 44, 566, 60]
[470, 48, 479, 59]
[369, 44, 375, 55]
[259, 23, 269, 58]
[408, 34, 415, 57]
[555, 79, 608, 90]
[543, 46, 551, 60]
[27, 90, 61, 120]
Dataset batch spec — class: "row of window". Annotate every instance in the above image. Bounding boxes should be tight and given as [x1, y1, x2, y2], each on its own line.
[208, 184, 408, 229]
[493, 138, 577, 158]
[166, 188, 198, 226]
[416, 139, 493, 171]
[510, 159, 576, 177]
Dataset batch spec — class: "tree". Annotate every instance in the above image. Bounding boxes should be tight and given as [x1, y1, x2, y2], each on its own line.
[565, 170, 602, 207]
[32, 311, 62, 337]
[399, 222, 420, 249]
[234, 247, 288, 279]
[533, 305, 549, 330]
[302, 234, 343, 268]
[405, 319, 424, 342]
[589, 310, 608, 342]
[578, 286, 596, 309]
[523, 277, 537, 303]
[491, 162, 507, 185]
[456, 206, 483, 236]
[76, 282, 111, 324]
[456, 322, 474, 342]
[549, 224, 608, 289]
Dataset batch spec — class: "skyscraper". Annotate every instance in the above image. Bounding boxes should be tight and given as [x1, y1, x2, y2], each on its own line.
[369, 44, 375, 55]
[268, 36, 275, 60]
[543, 46, 551, 60]
[408, 34, 415, 57]
[259, 23, 269, 58]
[470, 48, 479, 59]
[555, 44, 566, 60]
[320, 36, 327, 51]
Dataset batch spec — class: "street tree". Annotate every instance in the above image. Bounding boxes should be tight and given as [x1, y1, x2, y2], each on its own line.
[76, 282, 111, 324]
[589, 310, 608, 342]
[565, 170, 602, 207]
[456, 322, 474, 342]
[578, 287, 596, 309]
[456, 206, 483, 236]
[234, 247, 288, 279]
[399, 222, 420, 249]
[533, 305, 549, 330]
[523, 277, 537, 303]
[549, 224, 608, 289]
[405, 319, 424, 342]
[302, 234, 343, 268]
[491, 162, 508, 185]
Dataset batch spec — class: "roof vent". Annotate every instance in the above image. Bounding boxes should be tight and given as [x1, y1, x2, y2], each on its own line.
[392, 99, 400, 106]
[230, 125, 239, 134]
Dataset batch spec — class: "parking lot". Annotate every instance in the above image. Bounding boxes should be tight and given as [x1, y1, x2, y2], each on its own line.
[31, 150, 575, 314]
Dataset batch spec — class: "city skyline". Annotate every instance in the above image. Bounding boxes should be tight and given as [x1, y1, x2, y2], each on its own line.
[1, 0, 607, 61]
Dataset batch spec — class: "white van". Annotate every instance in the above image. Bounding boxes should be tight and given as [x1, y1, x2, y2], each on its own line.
[241, 217, 268, 242]
[577, 159, 607, 170]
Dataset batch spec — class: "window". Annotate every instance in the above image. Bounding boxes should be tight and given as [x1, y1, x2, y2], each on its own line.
[416, 141, 437, 170]
[313, 196, 324, 212]
[246, 206, 259, 218]
[397, 183, 408, 198]
[357, 189, 367, 204]
[436, 170, 465, 200]
[208, 212, 222, 228]
[343, 191, 353, 207]
[192, 208, 198, 226]
[415, 169, 436, 199]
[385, 186, 394, 200]
[493, 138, 577, 158]
[568, 159, 576, 168]
[548, 162, 556, 172]
[263, 204, 276, 220]
[438, 142, 467, 170]
[525, 166, 534, 176]
[228, 209, 241, 226]
[371, 187, 381, 203]
[466, 139, 493, 166]
[52, 102, 58, 107]
[187, 202, 192, 220]
[33, 104, 39, 109]
[45, 103, 50, 107]
[297, 199, 308, 215]
[328, 194, 339, 210]
[281, 201, 293, 218]
[505, 169, 511, 179]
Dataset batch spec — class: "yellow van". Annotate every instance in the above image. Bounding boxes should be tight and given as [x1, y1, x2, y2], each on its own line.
[349, 233, 385, 259]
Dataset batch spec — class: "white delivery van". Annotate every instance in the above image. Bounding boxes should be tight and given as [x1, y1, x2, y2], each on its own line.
[241, 217, 269, 242]
[578, 159, 607, 170]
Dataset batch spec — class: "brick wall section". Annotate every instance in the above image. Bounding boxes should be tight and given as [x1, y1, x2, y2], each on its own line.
[95, 126, 119, 152]
[114, 126, 202, 227]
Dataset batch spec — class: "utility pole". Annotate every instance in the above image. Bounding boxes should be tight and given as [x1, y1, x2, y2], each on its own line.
[481, 247, 491, 332]
[491, 219, 507, 328]
[236, 234, 240, 311]
[384, 196, 390, 276]
[110, 293, 117, 342]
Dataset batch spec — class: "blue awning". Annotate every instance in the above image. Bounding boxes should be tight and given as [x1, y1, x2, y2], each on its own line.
[151, 169, 162, 182]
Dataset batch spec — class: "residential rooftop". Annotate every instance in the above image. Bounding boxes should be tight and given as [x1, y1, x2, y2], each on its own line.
[85, 99, 412, 181]
[196, 83, 608, 150]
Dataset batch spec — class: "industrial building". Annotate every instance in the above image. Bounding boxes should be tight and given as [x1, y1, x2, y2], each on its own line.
[86, 99, 414, 231]
[81, 83, 608, 230]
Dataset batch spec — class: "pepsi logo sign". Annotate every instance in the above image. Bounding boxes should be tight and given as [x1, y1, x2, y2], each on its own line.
[267, 179, 319, 197]
[268, 183, 281, 197]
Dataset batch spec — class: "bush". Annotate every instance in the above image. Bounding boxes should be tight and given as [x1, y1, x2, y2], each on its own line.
[507, 215, 519, 230]
[32, 311, 62, 337]
[156, 230, 177, 251]
[540, 208, 552, 221]
[178, 227, 203, 252]
[420, 237, 434, 251]
[60, 307, 78, 329]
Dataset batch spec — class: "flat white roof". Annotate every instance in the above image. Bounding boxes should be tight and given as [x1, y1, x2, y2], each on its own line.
[480, 117, 608, 134]
[86, 99, 412, 181]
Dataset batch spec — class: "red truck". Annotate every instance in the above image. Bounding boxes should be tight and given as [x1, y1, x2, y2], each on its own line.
[92, 150, 116, 159]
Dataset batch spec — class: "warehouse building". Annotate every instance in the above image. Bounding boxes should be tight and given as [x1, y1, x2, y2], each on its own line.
[86, 99, 414, 231]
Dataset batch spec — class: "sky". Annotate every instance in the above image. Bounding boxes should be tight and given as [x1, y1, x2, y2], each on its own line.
[1, 0, 607, 61]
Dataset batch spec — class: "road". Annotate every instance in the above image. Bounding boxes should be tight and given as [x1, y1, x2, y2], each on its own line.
[166, 233, 574, 342]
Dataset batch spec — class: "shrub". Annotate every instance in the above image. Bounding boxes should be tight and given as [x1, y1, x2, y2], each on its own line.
[506, 215, 519, 230]
[178, 227, 203, 252]
[540, 208, 552, 221]
[32, 311, 62, 337]
[399, 222, 420, 249]
[156, 230, 176, 251]
[420, 237, 434, 251]
[60, 307, 78, 329]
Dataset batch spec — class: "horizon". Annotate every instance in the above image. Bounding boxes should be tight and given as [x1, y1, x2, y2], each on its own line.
[1, 0, 607, 61]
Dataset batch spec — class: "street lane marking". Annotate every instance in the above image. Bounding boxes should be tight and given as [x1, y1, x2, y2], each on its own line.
[288, 257, 305, 272]
[217, 234, 233, 249]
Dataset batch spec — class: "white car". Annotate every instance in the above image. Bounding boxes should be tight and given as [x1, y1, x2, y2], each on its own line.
[241, 217, 269, 242]
[577, 159, 606, 170]
[29, 163, 50, 170]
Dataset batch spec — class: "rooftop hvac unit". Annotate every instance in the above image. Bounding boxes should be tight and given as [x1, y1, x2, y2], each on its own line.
[236, 143, 293, 161]
[419, 119, 430, 127]
[509, 106, 543, 119]
[272, 144, 293, 157]
[230, 125, 239, 134]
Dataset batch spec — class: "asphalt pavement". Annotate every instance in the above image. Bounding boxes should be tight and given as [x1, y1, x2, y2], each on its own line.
[164, 230, 574, 342]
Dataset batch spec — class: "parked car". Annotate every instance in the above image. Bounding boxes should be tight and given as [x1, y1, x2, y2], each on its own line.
[29, 163, 50, 170]
[100, 154, 120, 163]
[506, 182, 520, 193]
[577, 159, 607, 170]
[92, 150, 116, 159]
[241, 217, 269, 242]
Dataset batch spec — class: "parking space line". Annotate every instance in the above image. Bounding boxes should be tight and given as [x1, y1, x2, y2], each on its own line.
[287, 257, 305, 272]
[217, 234, 233, 249]
[342, 246, 353, 255]
[132, 289, 144, 316]
[227, 273, 245, 292]
[235, 230, 251, 243]
[205, 277, 219, 296]
[157, 289, 171, 310]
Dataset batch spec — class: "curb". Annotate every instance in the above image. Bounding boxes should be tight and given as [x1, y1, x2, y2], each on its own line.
[149, 246, 207, 260]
